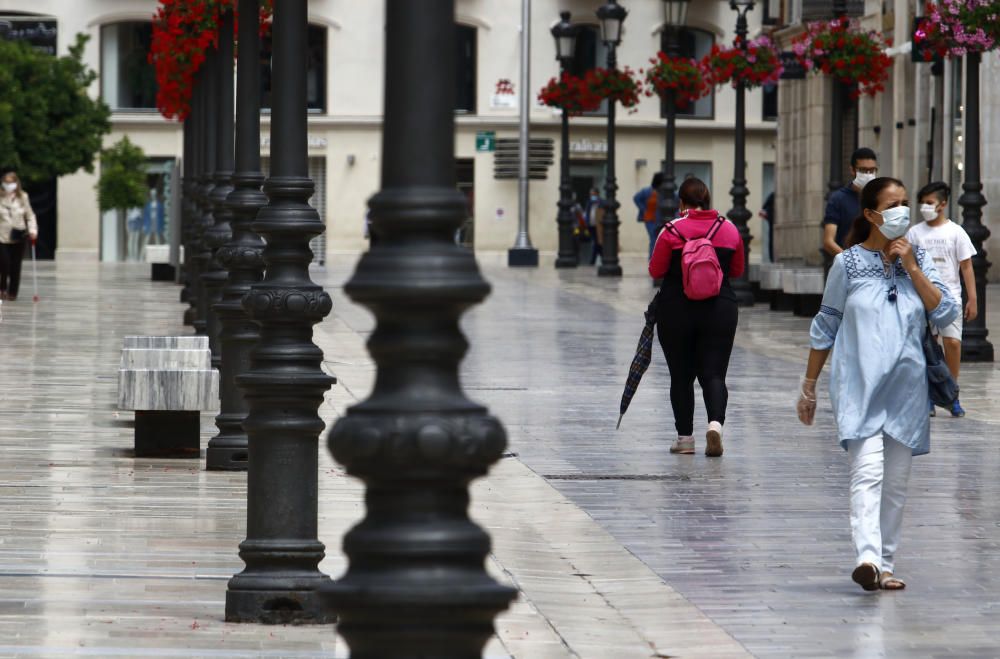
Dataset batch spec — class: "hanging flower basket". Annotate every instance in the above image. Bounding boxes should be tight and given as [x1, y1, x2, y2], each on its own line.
[149, 0, 273, 120]
[583, 66, 642, 111]
[915, 0, 1000, 58]
[791, 18, 893, 98]
[642, 53, 707, 109]
[702, 36, 784, 89]
[537, 72, 602, 115]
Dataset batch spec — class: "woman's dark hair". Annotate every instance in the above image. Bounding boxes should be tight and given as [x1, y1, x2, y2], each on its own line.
[917, 180, 950, 204]
[651, 172, 664, 188]
[678, 177, 711, 210]
[845, 176, 905, 248]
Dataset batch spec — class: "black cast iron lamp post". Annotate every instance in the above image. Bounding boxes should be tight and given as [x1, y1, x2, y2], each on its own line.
[959, 51, 993, 361]
[325, 0, 516, 653]
[225, 0, 335, 624]
[726, 0, 755, 307]
[553, 11, 579, 269]
[656, 0, 691, 237]
[208, 0, 267, 471]
[596, 0, 626, 277]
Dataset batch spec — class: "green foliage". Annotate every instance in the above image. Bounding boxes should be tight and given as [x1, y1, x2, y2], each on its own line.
[0, 34, 111, 184]
[96, 137, 147, 213]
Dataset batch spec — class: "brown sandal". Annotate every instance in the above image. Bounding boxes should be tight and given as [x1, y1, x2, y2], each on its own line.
[852, 562, 880, 591]
[879, 572, 906, 590]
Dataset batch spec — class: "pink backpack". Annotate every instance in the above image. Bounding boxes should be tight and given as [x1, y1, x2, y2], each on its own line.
[663, 216, 726, 300]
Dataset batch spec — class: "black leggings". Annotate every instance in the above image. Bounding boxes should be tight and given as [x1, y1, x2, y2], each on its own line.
[0, 241, 25, 298]
[656, 295, 738, 436]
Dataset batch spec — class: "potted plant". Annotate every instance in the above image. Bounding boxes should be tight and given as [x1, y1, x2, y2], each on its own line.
[702, 36, 783, 89]
[583, 66, 642, 111]
[150, 0, 273, 120]
[791, 17, 893, 97]
[96, 137, 148, 261]
[915, 0, 1000, 58]
[538, 72, 602, 115]
[642, 52, 708, 109]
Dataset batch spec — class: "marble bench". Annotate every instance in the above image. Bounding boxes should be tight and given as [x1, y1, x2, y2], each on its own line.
[781, 268, 825, 317]
[758, 263, 795, 312]
[118, 336, 219, 458]
[143, 245, 184, 282]
[747, 262, 769, 302]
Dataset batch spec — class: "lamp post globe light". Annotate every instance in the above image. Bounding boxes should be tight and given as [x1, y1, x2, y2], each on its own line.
[726, 0, 755, 307]
[596, 0, 627, 278]
[656, 0, 691, 243]
[553, 11, 579, 269]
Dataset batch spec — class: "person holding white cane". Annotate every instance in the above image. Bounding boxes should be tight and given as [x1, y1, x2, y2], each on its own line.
[797, 177, 958, 592]
[0, 169, 38, 302]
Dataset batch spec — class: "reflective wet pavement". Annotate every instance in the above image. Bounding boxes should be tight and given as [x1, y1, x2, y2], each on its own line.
[0, 256, 998, 657]
[456, 254, 1000, 658]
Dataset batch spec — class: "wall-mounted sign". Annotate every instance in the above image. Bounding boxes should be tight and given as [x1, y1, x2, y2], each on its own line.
[476, 131, 496, 152]
[570, 139, 608, 154]
[262, 135, 328, 149]
[0, 17, 57, 55]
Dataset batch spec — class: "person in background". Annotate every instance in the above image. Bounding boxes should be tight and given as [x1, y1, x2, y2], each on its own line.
[798, 177, 957, 592]
[822, 147, 878, 277]
[649, 177, 744, 458]
[0, 169, 38, 302]
[634, 173, 664, 259]
[759, 191, 775, 262]
[585, 187, 604, 265]
[907, 181, 977, 418]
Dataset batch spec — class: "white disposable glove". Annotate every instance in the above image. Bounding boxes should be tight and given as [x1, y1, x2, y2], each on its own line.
[797, 377, 817, 426]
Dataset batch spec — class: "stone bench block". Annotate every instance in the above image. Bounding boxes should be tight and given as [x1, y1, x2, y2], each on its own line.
[120, 348, 211, 371]
[124, 336, 208, 350]
[748, 262, 762, 283]
[759, 264, 788, 291]
[117, 368, 219, 412]
[781, 269, 825, 295]
[117, 337, 218, 459]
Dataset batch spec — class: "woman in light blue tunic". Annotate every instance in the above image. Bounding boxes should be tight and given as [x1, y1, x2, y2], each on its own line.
[796, 177, 959, 592]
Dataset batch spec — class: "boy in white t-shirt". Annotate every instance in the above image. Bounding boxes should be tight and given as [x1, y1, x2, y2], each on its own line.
[907, 181, 977, 417]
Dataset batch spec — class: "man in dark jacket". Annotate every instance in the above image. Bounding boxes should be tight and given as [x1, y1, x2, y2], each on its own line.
[822, 147, 878, 277]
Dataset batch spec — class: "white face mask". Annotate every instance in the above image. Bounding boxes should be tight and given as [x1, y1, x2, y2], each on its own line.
[2, 182, 16, 193]
[919, 203, 939, 222]
[875, 206, 910, 240]
[853, 172, 876, 189]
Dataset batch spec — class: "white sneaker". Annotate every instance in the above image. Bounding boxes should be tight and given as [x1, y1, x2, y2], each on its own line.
[706, 421, 724, 457]
[669, 436, 695, 454]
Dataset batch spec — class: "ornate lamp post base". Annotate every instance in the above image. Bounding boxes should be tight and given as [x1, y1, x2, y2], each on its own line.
[225, 577, 333, 625]
[508, 247, 540, 266]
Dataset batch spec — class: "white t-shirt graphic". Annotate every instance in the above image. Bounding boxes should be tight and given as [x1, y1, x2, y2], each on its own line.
[906, 219, 976, 302]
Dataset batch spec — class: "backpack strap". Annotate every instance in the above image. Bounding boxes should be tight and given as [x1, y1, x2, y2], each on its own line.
[662, 221, 686, 243]
[705, 215, 727, 240]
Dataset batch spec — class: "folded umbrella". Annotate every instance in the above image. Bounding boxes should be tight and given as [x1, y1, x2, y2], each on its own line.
[617, 295, 659, 429]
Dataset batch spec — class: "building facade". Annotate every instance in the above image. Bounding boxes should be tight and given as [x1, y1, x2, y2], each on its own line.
[772, 0, 1000, 279]
[0, 0, 778, 265]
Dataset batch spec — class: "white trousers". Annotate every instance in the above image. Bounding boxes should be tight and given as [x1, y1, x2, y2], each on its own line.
[847, 433, 913, 574]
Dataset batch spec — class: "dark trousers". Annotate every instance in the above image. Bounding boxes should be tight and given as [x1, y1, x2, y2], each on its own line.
[656, 295, 739, 436]
[0, 241, 25, 298]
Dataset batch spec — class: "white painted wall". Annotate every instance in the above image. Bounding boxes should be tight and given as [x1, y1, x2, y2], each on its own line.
[0, 0, 777, 265]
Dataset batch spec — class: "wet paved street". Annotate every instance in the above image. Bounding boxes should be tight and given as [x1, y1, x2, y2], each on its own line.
[0, 254, 999, 657]
[449, 254, 1000, 658]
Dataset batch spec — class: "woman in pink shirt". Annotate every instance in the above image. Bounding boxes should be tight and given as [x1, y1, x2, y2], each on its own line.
[648, 177, 744, 456]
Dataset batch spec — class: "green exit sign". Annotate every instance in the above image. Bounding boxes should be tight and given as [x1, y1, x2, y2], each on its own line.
[476, 131, 496, 152]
